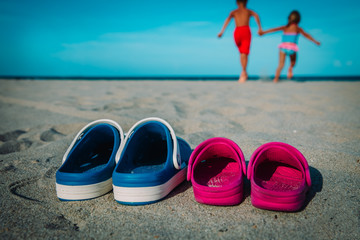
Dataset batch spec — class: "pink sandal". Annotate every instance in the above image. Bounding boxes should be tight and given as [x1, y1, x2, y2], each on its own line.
[187, 137, 246, 205]
[247, 142, 311, 211]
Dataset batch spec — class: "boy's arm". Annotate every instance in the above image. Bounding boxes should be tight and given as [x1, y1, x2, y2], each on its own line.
[299, 28, 321, 45]
[260, 26, 285, 36]
[218, 11, 234, 38]
[249, 10, 262, 34]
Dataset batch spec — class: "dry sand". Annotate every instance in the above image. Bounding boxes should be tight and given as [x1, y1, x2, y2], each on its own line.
[0, 79, 359, 239]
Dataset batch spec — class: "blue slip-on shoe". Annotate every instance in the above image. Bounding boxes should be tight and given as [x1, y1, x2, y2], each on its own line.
[112, 117, 192, 205]
[56, 119, 124, 201]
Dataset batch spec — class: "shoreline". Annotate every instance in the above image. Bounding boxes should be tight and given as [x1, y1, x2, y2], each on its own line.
[1, 76, 360, 82]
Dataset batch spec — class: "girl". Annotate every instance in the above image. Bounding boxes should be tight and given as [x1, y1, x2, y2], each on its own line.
[260, 10, 320, 83]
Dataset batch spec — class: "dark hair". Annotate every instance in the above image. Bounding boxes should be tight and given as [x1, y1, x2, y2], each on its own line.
[288, 10, 301, 26]
[237, 0, 248, 6]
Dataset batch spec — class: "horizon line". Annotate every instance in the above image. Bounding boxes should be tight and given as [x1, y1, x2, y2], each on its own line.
[1, 75, 360, 81]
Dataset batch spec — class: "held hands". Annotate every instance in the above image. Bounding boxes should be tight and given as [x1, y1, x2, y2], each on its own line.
[258, 29, 264, 36]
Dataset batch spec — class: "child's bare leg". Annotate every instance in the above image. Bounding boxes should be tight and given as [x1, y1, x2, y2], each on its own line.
[239, 53, 248, 83]
[287, 53, 297, 79]
[274, 51, 286, 83]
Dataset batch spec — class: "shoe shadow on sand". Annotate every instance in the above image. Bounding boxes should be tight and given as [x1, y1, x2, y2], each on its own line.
[302, 166, 323, 210]
[164, 179, 192, 200]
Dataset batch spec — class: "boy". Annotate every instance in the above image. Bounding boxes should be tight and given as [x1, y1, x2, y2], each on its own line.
[218, 0, 262, 83]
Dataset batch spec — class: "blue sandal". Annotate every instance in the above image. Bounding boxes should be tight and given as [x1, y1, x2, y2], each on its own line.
[112, 117, 192, 205]
[56, 119, 124, 200]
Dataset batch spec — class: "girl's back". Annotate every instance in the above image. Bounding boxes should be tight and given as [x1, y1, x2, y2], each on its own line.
[283, 23, 300, 34]
[282, 23, 300, 44]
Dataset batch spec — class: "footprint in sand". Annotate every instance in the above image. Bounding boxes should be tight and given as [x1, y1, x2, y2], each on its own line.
[45, 215, 79, 231]
[8, 166, 58, 203]
[0, 130, 32, 154]
[0, 130, 26, 141]
[0, 164, 17, 173]
[0, 139, 32, 154]
[43, 166, 58, 179]
[40, 128, 66, 142]
[228, 121, 245, 133]
[172, 101, 188, 118]
[0, 123, 81, 154]
[8, 177, 42, 202]
[188, 132, 216, 146]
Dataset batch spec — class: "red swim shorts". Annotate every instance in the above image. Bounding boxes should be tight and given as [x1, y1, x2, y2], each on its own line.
[234, 26, 251, 54]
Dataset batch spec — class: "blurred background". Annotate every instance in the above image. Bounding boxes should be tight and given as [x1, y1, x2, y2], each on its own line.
[0, 0, 359, 78]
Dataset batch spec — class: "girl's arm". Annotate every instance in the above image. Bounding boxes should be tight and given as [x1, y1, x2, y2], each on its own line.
[249, 10, 262, 34]
[218, 12, 234, 38]
[299, 28, 321, 45]
[259, 26, 285, 36]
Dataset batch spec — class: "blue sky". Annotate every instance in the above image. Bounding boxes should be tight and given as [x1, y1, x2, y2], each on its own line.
[0, 0, 359, 77]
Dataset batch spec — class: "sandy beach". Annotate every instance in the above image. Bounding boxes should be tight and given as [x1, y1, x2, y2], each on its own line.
[0, 79, 359, 239]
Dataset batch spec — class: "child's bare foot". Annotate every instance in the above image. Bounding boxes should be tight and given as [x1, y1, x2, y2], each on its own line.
[273, 77, 279, 83]
[287, 68, 293, 79]
[238, 72, 248, 83]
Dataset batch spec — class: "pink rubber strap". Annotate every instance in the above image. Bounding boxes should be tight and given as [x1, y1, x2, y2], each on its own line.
[187, 137, 246, 181]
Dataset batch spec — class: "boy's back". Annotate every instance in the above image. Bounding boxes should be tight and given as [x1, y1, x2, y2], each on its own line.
[231, 7, 252, 27]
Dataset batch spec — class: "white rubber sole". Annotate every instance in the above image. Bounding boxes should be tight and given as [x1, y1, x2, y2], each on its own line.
[56, 178, 113, 200]
[113, 168, 187, 204]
